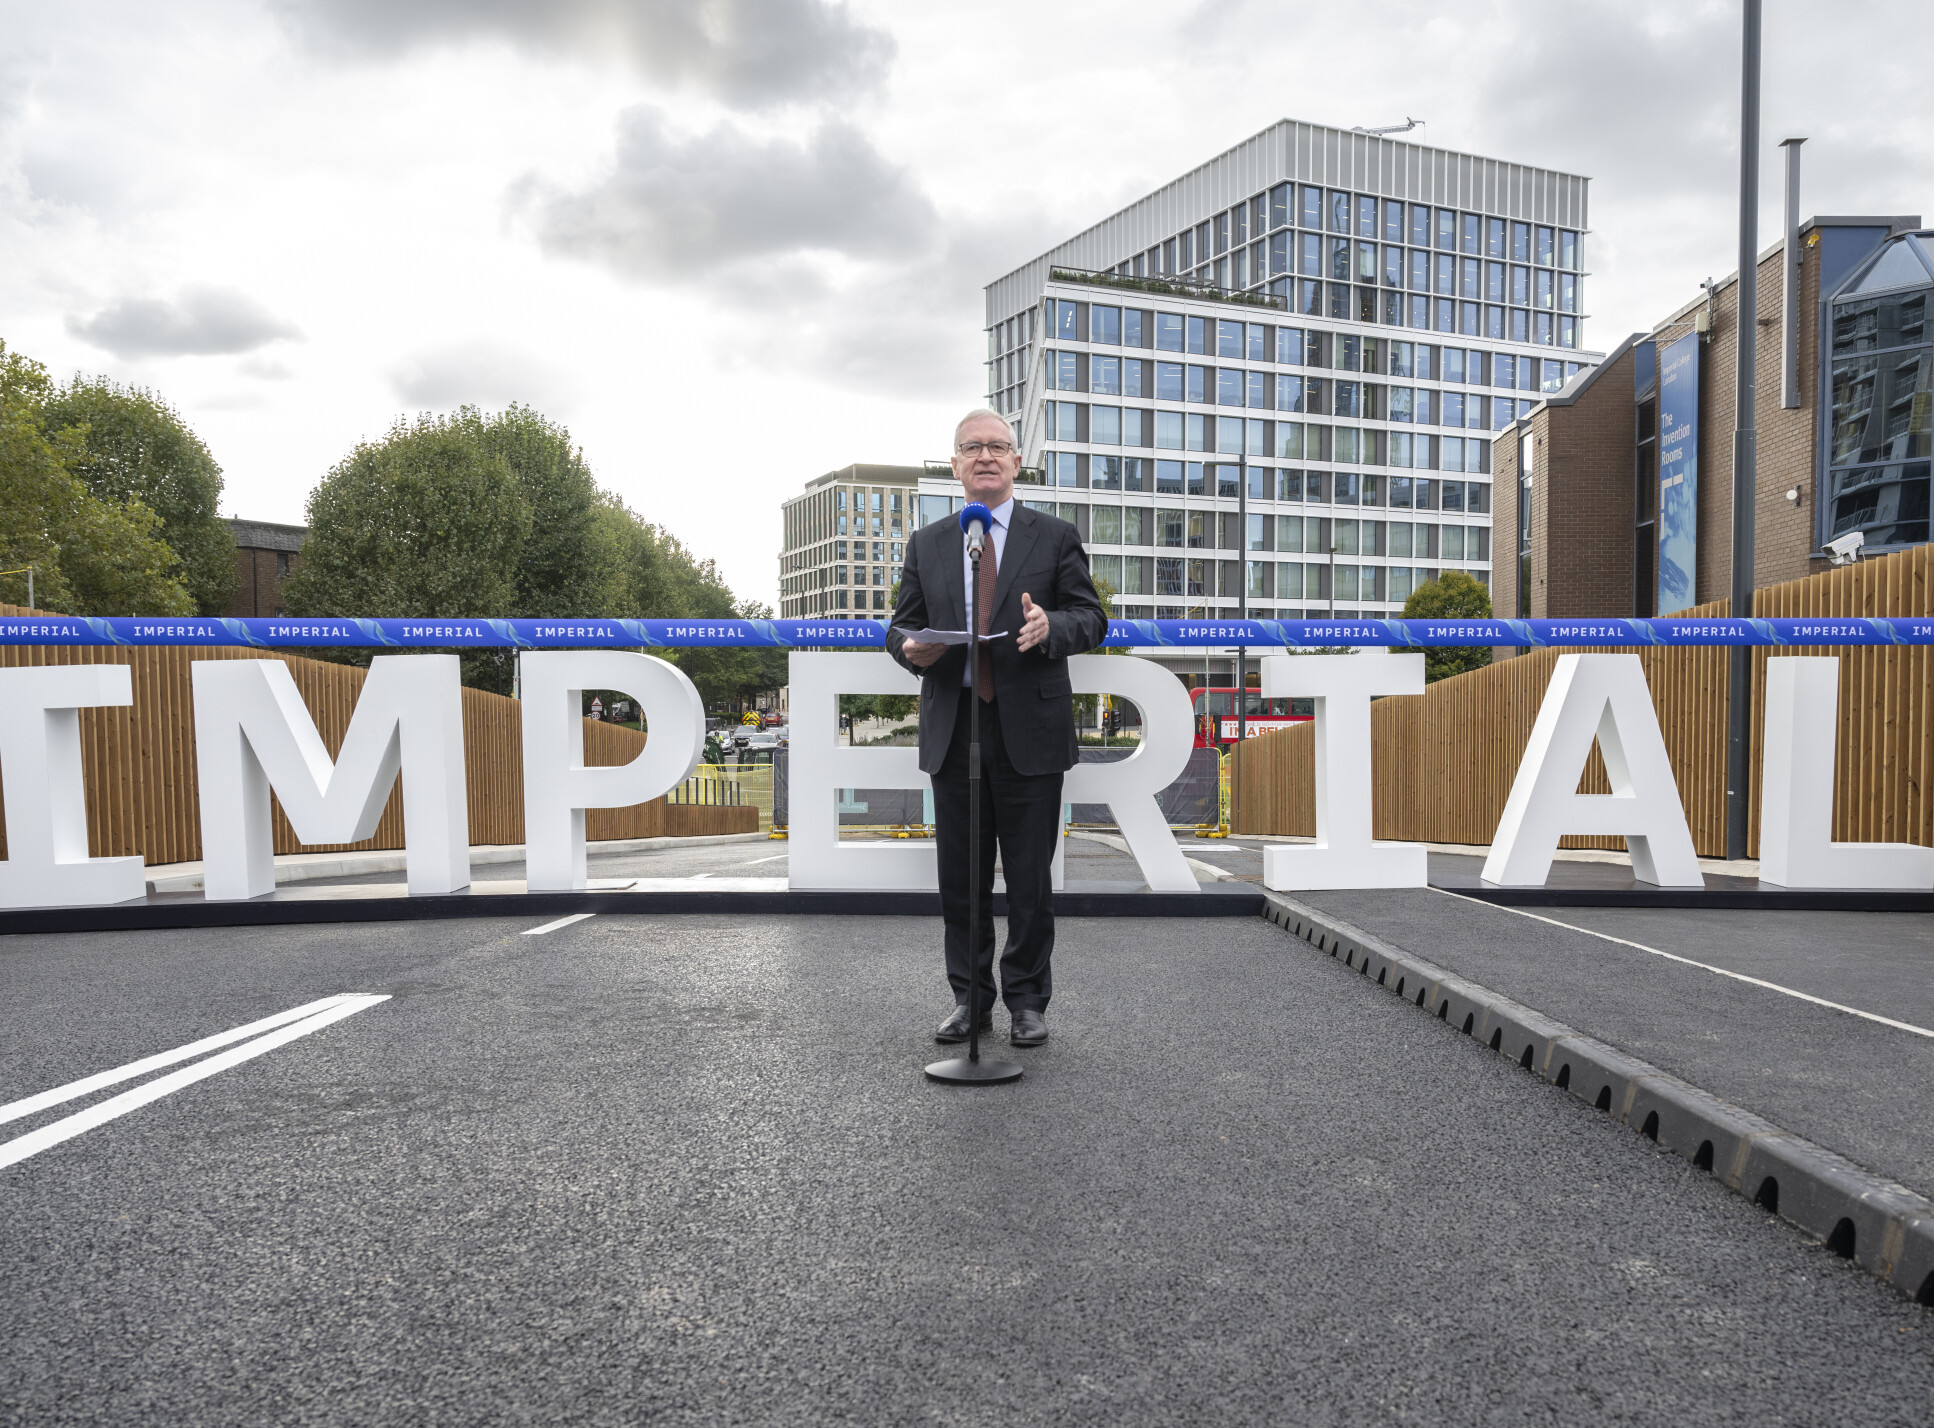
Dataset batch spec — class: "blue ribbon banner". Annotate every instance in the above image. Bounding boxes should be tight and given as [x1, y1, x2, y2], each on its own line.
[2, 615, 1931, 649]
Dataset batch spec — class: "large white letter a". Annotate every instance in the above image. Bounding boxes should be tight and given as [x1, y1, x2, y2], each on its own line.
[1483, 653, 1702, 888]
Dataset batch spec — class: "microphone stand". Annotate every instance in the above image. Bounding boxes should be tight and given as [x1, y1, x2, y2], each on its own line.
[926, 525, 1022, 1086]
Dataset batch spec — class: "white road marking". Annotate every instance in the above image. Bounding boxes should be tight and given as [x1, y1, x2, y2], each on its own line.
[523, 913, 596, 936]
[741, 853, 788, 865]
[0, 995, 390, 1170]
[1430, 888, 1934, 1041]
[0, 995, 356, 1127]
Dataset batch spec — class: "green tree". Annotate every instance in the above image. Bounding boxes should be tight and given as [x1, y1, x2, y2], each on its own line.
[281, 403, 787, 701]
[38, 377, 237, 615]
[282, 414, 532, 625]
[838, 692, 915, 743]
[1402, 569, 1494, 683]
[476, 404, 620, 617]
[600, 500, 785, 707]
[0, 342, 193, 616]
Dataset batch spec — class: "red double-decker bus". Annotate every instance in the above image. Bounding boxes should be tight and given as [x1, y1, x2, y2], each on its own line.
[1188, 688, 1314, 748]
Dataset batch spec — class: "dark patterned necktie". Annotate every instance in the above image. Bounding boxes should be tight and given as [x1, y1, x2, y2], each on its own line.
[976, 531, 997, 702]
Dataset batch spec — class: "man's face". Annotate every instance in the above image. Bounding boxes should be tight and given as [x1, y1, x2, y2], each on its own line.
[951, 416, 1018, 507]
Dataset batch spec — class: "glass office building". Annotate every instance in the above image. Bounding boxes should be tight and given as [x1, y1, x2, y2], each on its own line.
[927, 120, 1598, 620]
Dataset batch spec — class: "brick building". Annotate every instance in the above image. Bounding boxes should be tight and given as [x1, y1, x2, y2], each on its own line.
[226, 518, 307, 618]
[1496, 214, 1927, 619]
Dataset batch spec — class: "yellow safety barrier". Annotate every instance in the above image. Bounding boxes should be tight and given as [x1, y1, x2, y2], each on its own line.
[668, 762, 775, 832]
[1193, 749, 1232, 839]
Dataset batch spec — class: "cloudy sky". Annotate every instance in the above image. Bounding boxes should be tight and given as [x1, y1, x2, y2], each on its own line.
[3, 0, 1929, 608]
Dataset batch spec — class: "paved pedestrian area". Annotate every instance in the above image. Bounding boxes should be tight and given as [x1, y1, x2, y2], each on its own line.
[2, 912, 1928, 1424]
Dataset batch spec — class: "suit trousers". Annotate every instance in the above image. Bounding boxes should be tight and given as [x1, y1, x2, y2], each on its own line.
[932, 687, 1063, 1013]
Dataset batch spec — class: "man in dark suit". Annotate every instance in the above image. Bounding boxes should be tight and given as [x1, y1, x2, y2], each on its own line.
[887, 408, 1109, 1047]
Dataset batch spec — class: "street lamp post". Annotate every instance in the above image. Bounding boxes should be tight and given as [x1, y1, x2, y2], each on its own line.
[1726, 0, 1763, 862]
[1237, 451, 1248, 748]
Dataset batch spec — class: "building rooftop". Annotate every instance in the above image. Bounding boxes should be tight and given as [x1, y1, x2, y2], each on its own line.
[794, 463, 926, 495]
[226, 518, 307, 552]
[986, 117, 1592, 324]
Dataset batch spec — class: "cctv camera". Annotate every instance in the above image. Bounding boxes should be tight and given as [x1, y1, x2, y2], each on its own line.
[1825, 529, 1865, 565]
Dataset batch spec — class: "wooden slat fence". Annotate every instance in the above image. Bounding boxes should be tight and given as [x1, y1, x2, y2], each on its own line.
[1233, 543, 1932, 857]
[0, 617, 754, 865]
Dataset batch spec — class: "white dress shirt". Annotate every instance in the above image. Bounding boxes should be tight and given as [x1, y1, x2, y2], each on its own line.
[961, 496, 1014, 686]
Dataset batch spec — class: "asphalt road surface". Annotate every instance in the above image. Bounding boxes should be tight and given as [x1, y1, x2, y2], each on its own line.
[1301, 886, 1934, 1203]
[3, 912, 1929, 1425]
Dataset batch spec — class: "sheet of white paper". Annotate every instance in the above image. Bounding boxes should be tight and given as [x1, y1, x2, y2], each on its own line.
[899, 628, 1010, 645]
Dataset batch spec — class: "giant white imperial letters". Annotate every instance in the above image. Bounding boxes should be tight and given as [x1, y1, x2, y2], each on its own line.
[1483, 653, 1702, 887]
[519, 650, 706, 891]
[193, 655, 470, 899]
[1051, 653, 1198, 893]
[0, 664, 147, 908]
[785, 651, 933, 891]
[788, 652, 1201, 893]
[1758, 656, 1934, 890]
[1260, 651, 1430, 891]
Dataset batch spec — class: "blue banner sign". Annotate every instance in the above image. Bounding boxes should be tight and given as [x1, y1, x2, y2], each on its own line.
[1, 614, 1929, 649]
[1656, 331, 1701, 615]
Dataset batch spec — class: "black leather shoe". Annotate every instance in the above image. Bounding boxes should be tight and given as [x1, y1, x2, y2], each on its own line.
[935, 1005, 991, 1043]
[1010, 1008, 1048, 1047]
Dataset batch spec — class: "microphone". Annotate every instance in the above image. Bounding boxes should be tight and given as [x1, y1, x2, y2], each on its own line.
[959, 502, 992, 556]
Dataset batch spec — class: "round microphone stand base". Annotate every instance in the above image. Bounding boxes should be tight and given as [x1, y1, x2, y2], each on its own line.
[924, 1055, 1023, 1085]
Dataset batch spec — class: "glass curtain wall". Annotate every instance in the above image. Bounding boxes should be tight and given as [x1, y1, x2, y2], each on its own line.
[1827, 235, 1934, 551]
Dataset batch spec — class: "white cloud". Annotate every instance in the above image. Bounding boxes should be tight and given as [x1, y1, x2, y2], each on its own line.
[390, 340, 575, 412]
[273, 0, 893, 109]
[65, 285, 302, 359]
[521, 108, 938, 277]
[238, 355, 296, 380]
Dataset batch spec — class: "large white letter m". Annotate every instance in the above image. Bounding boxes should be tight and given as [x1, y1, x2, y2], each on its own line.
[192, 655, 469, 900]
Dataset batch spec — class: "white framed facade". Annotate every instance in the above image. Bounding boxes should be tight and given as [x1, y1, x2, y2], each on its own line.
[929, 120, 1604, 624]
[779, 464, 924, 619]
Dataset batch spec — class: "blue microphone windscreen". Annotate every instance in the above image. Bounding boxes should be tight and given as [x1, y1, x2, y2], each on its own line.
[959, 502, 992, 533]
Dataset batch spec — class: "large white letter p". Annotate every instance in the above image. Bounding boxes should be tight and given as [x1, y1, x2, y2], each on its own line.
[518, 650, 706, 891]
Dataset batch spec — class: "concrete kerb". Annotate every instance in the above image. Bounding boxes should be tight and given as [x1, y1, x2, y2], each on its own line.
[1257, 888, 1934, 1306]
[142, 832, 769, 893]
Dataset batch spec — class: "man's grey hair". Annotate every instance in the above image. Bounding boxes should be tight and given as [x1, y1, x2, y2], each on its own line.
[953, 407, 1016, 451]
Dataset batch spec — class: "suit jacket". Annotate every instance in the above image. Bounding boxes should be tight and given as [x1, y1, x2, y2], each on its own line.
[886, 501, 1109, 776]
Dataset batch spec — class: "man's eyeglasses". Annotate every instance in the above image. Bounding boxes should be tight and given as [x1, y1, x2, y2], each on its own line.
[956, 440, 1016, 457]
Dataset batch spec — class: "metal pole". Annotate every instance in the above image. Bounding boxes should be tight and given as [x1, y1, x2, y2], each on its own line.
[25, 567, 31, 611]
[1236, 453, 1247, 834]
[1780, 137, 1806, 410]
[1726, 0, 1762, 863]
[966, 558, 983, 1068]
[1237, 453, 1248, 743]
